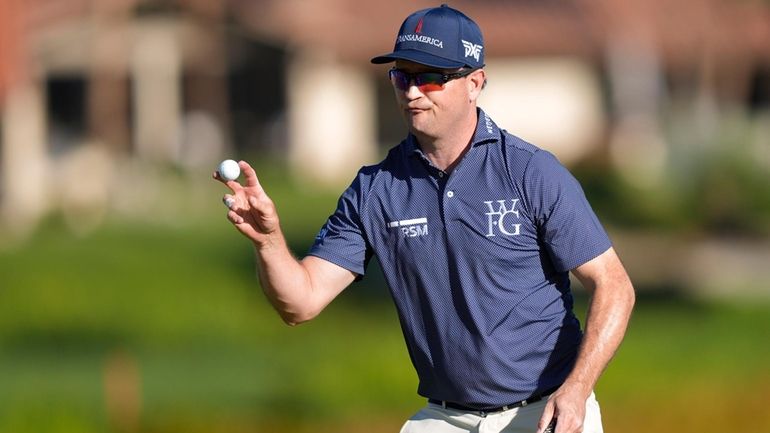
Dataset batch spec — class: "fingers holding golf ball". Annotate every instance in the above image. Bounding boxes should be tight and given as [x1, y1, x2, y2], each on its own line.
[213, 161, 241, 189]
[214, 160, 279, 243]
[214, 160, 264, 192]
[218, 159, 241, 181]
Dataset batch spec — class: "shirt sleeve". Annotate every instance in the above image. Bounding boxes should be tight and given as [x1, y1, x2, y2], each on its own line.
[523, 150, 611, 272]
[306, 171, 372, 278]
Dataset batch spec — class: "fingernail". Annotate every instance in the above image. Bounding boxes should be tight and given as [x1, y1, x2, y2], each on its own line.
[224, 197, 235, 209]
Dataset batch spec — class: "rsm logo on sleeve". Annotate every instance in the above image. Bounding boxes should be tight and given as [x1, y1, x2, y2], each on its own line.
[484, 199, 521, 237]
[387, 217, 428, 238]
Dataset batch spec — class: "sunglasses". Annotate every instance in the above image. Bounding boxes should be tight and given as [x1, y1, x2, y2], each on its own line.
[389, 68, 477, 92]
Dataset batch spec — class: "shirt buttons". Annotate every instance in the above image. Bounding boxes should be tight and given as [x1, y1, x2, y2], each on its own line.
[438, 172, 444, 178]
[447, 191, 454, 198]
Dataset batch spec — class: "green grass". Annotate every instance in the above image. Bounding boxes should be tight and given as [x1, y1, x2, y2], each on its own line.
[1, 160, 769, 433]
[597, 299, 770, 433]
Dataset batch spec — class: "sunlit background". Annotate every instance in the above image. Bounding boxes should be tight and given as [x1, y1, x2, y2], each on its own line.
[1, 0, 769, 432]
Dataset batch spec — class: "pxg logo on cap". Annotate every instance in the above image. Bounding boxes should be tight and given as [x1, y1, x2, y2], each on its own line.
[371, 4, 484, 70]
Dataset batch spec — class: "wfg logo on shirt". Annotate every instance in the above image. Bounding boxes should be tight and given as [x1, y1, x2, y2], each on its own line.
[484, 199, 521, 237]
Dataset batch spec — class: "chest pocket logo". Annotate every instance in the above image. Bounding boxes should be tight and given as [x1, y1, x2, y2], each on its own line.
[484, 199, 522, 237]
[387, 217, 429, 238]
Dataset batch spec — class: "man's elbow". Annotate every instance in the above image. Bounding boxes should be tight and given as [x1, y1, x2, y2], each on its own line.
[277, 307, 320, 327]
[623, 275, 636, 303]
[618, 277, 636, 317]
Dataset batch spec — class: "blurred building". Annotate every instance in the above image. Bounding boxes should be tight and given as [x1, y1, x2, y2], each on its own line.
[1, 0, 769, 236]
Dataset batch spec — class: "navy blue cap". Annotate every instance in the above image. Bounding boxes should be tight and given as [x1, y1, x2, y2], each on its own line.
[371, 4, 484, 69]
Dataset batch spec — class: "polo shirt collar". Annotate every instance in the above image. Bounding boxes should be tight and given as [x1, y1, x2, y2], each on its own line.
[406, 107, 501, 159]
[472, 108, 501, 147]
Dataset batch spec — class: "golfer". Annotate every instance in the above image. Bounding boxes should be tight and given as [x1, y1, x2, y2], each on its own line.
[216, 4, 635, 433]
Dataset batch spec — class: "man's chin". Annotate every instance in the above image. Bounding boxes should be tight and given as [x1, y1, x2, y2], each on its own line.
[402, 112, 435, 138]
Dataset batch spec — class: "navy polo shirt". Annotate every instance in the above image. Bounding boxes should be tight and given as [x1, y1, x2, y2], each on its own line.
[308, 109, 611, 407]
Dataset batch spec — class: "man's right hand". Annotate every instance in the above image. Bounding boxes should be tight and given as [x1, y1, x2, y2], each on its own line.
[213, 160, 355, 325]
[214, 160, 280, 248]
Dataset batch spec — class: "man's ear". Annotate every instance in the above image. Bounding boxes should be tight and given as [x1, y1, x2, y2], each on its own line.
[468, 69, 487, 102]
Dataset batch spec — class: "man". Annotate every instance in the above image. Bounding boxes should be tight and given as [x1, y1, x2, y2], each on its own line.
[215, 4, 635, 433]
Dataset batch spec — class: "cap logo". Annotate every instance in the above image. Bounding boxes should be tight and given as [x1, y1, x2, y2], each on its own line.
[415, 17, 424, 34]
[397, 34, 444, 48]
[462, 40, 483, 62]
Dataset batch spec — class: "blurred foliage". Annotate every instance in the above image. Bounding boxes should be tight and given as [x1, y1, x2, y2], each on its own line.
[576, 142, 770, 237]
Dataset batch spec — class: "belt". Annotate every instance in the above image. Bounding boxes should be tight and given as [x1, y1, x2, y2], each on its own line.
[428, 387, 557, 416]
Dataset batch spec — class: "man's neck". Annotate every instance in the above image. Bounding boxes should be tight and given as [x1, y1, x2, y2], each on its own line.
[415, 111, 478, 173]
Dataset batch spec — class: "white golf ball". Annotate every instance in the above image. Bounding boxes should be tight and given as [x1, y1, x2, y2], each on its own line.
[218, 159, 240, 181]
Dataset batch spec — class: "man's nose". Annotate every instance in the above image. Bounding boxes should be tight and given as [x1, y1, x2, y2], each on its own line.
[405, 82, 423, 98]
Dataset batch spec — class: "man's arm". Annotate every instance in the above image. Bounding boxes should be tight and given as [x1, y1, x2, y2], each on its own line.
[537, 246, 635, 433]
[215, 161, 356, 326]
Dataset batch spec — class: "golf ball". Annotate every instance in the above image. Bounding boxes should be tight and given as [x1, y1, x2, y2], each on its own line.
[218, 159, 240, 181]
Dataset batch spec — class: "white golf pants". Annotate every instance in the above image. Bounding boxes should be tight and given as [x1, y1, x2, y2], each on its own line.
[400, 392, 603, 433]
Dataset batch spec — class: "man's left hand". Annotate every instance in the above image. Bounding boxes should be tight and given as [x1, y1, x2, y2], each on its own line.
[536, 385, 587, 433]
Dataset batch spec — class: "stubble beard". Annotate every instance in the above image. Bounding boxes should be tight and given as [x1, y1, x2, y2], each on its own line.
[404, 109, 440, 142]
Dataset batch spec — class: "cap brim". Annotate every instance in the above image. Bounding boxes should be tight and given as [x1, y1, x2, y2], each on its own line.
[370, 49, 466, 69]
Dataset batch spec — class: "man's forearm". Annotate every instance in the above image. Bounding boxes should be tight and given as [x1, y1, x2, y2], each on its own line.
[252, 229, 316, 325]
[251, 229, 355, 326]
[563, 275, 635, 396]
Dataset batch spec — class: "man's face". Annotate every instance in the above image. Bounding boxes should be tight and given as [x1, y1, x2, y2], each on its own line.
[391, 60, 477, 141]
